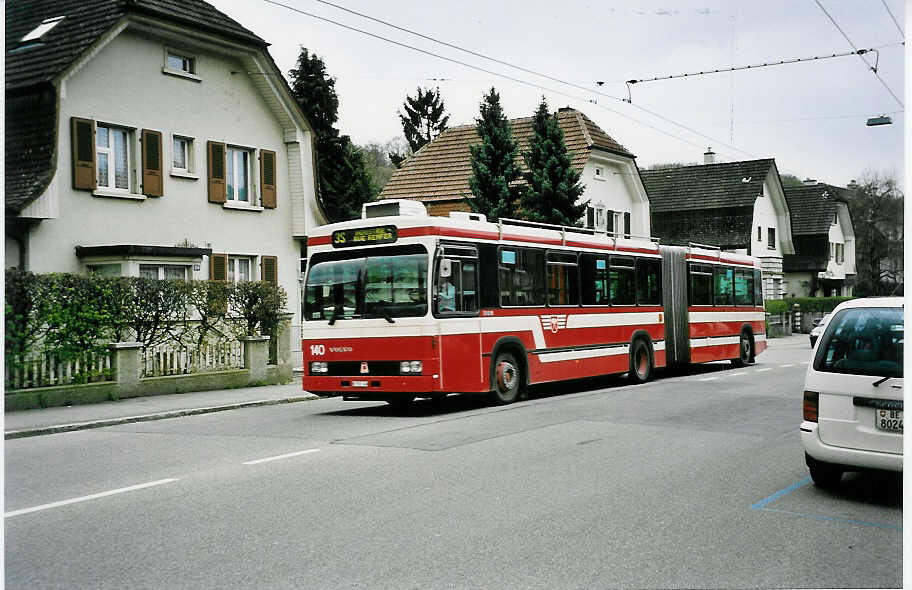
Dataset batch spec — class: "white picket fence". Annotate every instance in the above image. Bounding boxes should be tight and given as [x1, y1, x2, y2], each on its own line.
[141, 340, 244, 377]
[5, 350, 114, 390]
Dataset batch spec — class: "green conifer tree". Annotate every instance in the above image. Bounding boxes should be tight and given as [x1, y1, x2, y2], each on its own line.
[519, 98, 587, 225]
[468, 88, 523, 220]
[399, 87, 449, 153]
[288, 48, 376, 222]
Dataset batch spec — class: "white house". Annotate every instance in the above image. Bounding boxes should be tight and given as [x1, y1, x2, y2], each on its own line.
[5, 0, 325, 326]
[640, 154, 796, 300]
[378, 107, 651, 237]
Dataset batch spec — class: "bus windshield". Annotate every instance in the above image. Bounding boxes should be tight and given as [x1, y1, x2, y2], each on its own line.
[305, 248, 428, 321]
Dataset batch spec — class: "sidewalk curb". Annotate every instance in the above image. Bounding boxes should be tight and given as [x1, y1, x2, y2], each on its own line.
[5, 394, 321, 440]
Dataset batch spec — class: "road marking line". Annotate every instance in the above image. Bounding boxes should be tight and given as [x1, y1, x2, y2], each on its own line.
[754, 507, 902, 531]
[242, 449, 320, 465]
[750, 477, 811, 510]
[780, 364, 794, 368]
[4, 478, 178, 518]
[800, 361, 809, 365]
[729, 372, 746, 377]
[698, 377, 719, 382]
[756, 368, 772, 372]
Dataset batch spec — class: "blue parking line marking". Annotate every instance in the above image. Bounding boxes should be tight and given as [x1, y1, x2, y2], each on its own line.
[751, 477, 903, 531]
[755, 507, 902, 532]
[751, 477, 812, 510]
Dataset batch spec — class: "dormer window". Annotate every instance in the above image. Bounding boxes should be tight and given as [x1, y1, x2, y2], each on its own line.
[833, 212, 838, 224]
[20, 16, 65, 43]
[594, 165, 605, 180]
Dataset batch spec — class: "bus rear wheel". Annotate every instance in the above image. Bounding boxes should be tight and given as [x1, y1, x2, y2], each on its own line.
[628, 339, 652, 384]
[731, 331, 752, 367]
[490, 350, 522, 405]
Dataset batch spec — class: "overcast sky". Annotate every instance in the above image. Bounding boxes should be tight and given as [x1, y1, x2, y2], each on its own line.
[209, 0, 905, 186]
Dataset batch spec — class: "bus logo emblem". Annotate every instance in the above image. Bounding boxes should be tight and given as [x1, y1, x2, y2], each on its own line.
[540, 315, 567, 334]
[360, 362, 369, 374]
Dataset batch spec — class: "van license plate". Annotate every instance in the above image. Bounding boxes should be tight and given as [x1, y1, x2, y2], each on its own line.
[875, 409, 903, 432]
[351, 380, 368, 388]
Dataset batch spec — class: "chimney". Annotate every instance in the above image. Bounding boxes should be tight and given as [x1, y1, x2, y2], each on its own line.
[703, 147, 715, 164]
[802, 178, 817, 185]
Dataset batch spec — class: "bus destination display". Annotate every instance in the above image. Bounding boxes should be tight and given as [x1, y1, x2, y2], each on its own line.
[331, 226, 397, 248]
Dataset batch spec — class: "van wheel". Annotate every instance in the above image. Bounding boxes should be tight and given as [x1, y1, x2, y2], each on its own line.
[490, 351, 522, 405]
[806, 453, 843, 488]
[731, 331, 752, 367]
[628, 339, 652, 384]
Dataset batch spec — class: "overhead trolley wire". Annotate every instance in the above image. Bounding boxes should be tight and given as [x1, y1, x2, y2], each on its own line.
[263, 0, 758, 158]
[880, 0, 904, 38]
[814, 0, 904, 108]
[262, 0, 757, 156]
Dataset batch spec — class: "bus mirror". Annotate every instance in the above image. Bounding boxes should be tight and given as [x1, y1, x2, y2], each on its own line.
[439, 259, 452, 278]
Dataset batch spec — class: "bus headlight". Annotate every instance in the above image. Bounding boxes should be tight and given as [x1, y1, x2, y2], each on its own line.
[310, 361, 329, 374]
[400, 361, 422, 374]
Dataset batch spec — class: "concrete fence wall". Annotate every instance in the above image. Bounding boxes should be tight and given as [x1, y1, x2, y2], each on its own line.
[6, 321, 294, 411]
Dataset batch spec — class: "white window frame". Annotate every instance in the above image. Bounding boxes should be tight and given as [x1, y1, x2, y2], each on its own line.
[226, 146, 256, 207]
[227, 256, 254, 283]
[170, 134, 197, 179]
[95, 123, 135, 195]
[611, 211, 621, 235]
[594, 165, 605, 181]
[162, 48, 201, 82]
[139, 264, 191, 281]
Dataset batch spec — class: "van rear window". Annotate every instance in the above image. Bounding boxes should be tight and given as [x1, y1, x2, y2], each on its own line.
[814, 307, 903, 378]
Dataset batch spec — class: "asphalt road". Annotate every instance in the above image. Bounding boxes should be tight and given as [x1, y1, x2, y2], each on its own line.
[5, 336, 903, 589]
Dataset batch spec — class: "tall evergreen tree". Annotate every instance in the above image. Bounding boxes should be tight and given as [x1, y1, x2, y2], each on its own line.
[389, 87, 449, 167]
[844, 173, 904, 295]
[468, 88, 523, 220]
[518, 98, 587, 225]
[288, 48, 375, 222]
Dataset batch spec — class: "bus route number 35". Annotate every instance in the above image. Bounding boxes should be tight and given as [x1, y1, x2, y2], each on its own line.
[310, 344, 325, 356]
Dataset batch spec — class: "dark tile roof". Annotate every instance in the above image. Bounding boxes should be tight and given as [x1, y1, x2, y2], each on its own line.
[6, 0, 265, 91]
[379, 108, 632, 203]
[783, 183, 847, 236]
[6, 0, 267, 214]
[639, 159, 776, 212]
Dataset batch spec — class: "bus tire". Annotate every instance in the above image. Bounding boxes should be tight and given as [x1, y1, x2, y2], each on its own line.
[628, 339, 652, 384]
[489, 350, 522, 405]
[731, 330, 752, 367]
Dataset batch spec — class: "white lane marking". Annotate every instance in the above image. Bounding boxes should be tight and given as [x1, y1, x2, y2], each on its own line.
[242, 449, 320, 465]
[729, 372, 746, 377]
[4, 478, 178, 518]
[780, 364, 794, 368]
[698, 377, 719, 381]
[800, 361, 809, 365]
[756, 368, 772, 372]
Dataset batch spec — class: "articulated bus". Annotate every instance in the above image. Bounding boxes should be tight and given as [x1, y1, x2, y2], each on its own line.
[301, 200, 766, 405]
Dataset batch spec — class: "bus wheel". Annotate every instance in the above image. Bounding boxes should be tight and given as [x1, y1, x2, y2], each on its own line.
[490, 351, 522, 405]
[628, 339, 652, 384]
[731, 331, 752, 367]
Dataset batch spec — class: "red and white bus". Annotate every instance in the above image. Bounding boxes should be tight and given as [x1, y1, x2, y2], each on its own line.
[301, 200, 766, 405]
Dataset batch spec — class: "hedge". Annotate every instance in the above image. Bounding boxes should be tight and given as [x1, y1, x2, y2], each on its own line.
[765, 296, 854, 315]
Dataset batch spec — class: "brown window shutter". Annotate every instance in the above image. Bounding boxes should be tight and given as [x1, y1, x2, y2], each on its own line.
[141, 129, 163, 197]
[624, 212, 631, 238]
[210, 253, 228, 281]
[260, 149, 277, 208]
[261, 255, 278, 284]
[207, 141, 226, 203]
[71, 117, 96, 190]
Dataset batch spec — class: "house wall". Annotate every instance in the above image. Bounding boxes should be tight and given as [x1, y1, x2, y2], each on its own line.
[19, 30, 309, 324]
[783, 271, 815, 298]
[581, 154, 650, 236]
[825, 217, 847, 280]
[751, 177, 792, 300]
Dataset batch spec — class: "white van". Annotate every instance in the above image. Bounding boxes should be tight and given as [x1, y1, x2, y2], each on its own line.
[800, 297, 903, 487]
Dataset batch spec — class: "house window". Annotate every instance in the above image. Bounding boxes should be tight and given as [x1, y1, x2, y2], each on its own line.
[96, 124, 132, 191]
[227, 257, 252, 282]
[172, 135, 194, 173]
[166, 51, 195, 75]
[829, 242, 835, 260]
[87, 264, 121, 277]
[835, 243, 844, 264]
[767, 227, 775, 250]
[594, 166, 605, 180]
[226, 147, 252, 203]
[139, 264, 189, 280]
[757, 226, 762, 241]
[833, 212, 838, 225]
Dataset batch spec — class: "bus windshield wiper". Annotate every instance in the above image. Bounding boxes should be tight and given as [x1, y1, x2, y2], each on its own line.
[873, 376, 892, 387]
[328, 307, 344, 326]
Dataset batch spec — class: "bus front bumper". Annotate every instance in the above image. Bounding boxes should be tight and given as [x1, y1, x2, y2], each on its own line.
[304, 375, 438, 397]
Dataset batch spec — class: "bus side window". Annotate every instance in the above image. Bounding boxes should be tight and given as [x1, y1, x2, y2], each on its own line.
[688, 263, 713, 305]
[436, 244, 479, 315]
[547, 251, 579, 306]
[753, 268, 763, 306]
[714, 266, 733, 306]
[636, 258, 661, 305]
[734, 269, 753, 306]
[501, 248, 545, 307]
[609, 256, 636, 306]
[580, 254, 608, 305]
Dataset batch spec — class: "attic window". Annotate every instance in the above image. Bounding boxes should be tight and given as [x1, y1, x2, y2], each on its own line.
[833, 212, 838, 224]
[17, 15, 64, 47]
[163, 49, 201, 81]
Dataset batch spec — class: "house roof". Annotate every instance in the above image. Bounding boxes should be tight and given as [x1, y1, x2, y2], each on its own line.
[379, 108, 633, 203]
[783, 183, 847, 236]
[639, 159, 776, 212]
[6, 0, 266, 91]
[5, 0, 275, 215]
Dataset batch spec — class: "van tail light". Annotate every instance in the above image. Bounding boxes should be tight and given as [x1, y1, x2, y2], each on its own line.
[803, 390, 819, 422]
